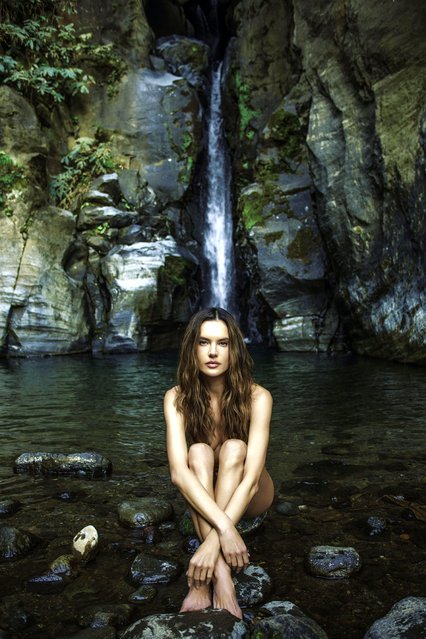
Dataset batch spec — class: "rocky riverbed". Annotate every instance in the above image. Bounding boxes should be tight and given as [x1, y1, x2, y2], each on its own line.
[1, 449, 426, 639]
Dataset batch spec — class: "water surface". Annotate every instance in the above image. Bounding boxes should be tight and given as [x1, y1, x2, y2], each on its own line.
[0, 352, 425, 637]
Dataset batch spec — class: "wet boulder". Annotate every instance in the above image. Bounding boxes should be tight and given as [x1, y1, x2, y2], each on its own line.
[234, 564, 272, 607]
[253, 600, 329, 639]
[0, 499, 21, 517]
[13, 452, 112, 478]
[118, 498, 173, 528]
[121, 609, 248, 638]
[307, 545, 361, 579]
[364, 597, 426, 639]
[129, 552, 181, 585]
[78, 604, 133, 630]
[0, 525, 35, 561]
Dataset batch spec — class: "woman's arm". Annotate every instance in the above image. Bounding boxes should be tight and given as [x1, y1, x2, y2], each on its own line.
[164, 388, 234, 536]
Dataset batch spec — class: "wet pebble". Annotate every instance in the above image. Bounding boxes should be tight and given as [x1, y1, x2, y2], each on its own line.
[49, 553, 76, 576]
[364, 596, 426, 638]
[128, 585, 157, 604]
[234, 564, 272, 606]
[13, 451, 112, 477]
[253, 600, 329, 638]
[120, 609, 247, 638]
[366, 516, 387, 536]
[118, 498, 173, 528]
[0, 499, 21, 516]
[307, 545, 361, 579]
[78, 604, 133, 629]
[27, 572, 65, 593]
[129, 552, 181, 585]
[183, 535, 200, 554]
[0, 525, 35, 561]
[276, 501, 298, 516]
[73, 525, 99, 562]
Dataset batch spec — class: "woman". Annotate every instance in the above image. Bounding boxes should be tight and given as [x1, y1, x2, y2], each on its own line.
[164, 307, 274, 619]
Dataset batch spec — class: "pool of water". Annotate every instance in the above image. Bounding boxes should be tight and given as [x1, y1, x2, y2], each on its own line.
[0, 351, 425, 637]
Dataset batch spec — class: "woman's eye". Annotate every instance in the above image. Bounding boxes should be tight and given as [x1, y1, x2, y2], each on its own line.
[219, 342, 229, 347]
[199, 340, 208, 345]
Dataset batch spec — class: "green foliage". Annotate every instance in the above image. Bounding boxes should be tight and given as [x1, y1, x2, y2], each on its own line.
[49, 136, 123, 209]
[0, 152, 26, 216]
[234, 71, 259, 141]
[0, 0, 125, 105]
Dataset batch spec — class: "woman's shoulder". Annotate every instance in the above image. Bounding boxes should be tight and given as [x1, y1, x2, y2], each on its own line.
[252, 383, 273, 403]
[164, 385, 180, 402]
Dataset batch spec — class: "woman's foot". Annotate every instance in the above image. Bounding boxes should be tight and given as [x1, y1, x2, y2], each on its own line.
[212, 563, 242, 619]
[180, 584, 212, 612]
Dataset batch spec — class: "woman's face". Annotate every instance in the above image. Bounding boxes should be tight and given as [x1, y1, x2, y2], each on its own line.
[196, 320, 230, 377]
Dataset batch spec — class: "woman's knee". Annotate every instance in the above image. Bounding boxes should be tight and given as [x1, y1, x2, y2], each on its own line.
[188, 442, 214, 471]
[219, 438, 247, 466]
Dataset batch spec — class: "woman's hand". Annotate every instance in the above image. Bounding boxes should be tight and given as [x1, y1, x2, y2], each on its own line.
[186, 534, 221, 588]
[218, 524, 250, 572]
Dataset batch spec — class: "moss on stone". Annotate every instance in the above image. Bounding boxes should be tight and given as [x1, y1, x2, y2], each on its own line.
[161, 255, 187, 287]
[0, 152, 26, 217]
[239, 182, 291, 230]
[234, 71, 260, 141]
[287, 227, 317, 262]
[264, 230, 284, 245]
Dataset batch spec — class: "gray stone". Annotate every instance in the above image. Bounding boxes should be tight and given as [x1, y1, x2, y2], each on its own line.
[13, 452, 112, 478]
[0, 525, 34, 561]
[49, 554, 76, 576]
[254, 600, 329, 638]
[0, 500, 21, 517]
[121, 609, 248, 638]
[128, 585, 157, 604]
[307, 545, 361, 579]
[129, 553, 181, 585]
[364, 596, 426, 639]
[155, 36, 210, 90]
[118, 498, 174, 528]
[234, 564, 272, 607]
[0, 206, 90, 356]
[77, 205, 138, 231]
[98, 237, 198, 353]
[78, 604, 133, 629]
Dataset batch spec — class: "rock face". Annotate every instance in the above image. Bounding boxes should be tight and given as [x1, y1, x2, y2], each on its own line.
[0, 0, 425, 361]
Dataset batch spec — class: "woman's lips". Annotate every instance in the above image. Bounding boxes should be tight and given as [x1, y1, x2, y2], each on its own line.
[206, 362, 220, 368]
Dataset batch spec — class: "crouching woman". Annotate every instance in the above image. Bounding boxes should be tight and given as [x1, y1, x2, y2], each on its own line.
[164, 307, 274, 618]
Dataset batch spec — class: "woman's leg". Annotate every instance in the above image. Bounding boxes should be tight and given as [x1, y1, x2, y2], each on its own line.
[211, 439, 247, 618]
[180, 443, 215, 612]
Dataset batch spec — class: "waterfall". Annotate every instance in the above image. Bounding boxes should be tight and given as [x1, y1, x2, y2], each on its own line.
[202, 61, 236, 314]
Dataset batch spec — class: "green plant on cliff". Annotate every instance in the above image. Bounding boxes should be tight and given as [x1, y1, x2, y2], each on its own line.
[0, 152, 26, 217]
[235, 71, 259, 141]
[49, 135, 123, 209]
[0, 0, 125, 105]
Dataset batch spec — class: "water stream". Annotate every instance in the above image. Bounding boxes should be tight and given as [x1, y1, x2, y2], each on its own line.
[0, 352, 426, 637]
[202, 61, 236, 313]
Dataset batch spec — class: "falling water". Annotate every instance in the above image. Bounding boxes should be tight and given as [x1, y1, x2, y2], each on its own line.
[203, 61, 236, 313]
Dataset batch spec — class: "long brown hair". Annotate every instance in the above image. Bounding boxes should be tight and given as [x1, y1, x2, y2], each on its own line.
[175, 307, 254, 444]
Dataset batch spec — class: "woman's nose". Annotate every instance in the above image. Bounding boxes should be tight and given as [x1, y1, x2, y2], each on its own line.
[209, 343, 217, 356]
